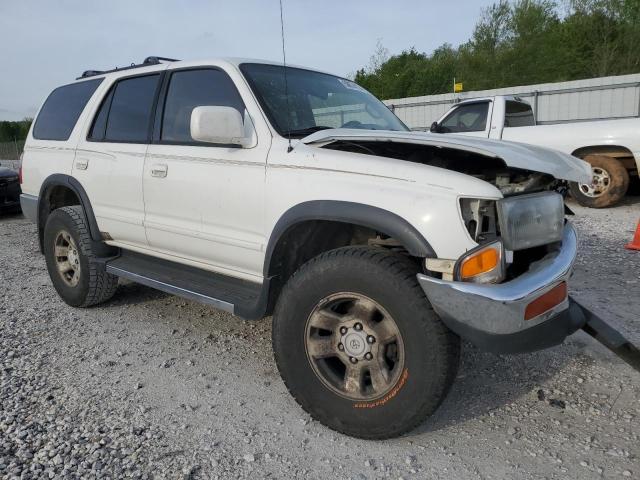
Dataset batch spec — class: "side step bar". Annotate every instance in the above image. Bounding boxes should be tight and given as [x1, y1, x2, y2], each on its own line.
[105, 250, 269, 320]
[571, 296, 640, 373]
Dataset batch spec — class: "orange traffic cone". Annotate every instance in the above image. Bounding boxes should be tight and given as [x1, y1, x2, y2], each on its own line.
[626, 220, 640, 251]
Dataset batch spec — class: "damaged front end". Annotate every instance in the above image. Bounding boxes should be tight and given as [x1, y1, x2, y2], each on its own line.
[320, 139, 569, 206]
[303, 128, 590, 285]
[300, 129, 597, 353]
[300, 129, 640, 366]
[301, 128, 592, 186]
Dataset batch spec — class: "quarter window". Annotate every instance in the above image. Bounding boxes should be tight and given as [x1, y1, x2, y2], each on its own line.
[161, 69, 245, 143]
[88, 89, 113, 141]
[33, 79, 102, 141]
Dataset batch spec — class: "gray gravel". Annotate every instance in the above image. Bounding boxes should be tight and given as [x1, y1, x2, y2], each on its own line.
[1, 196, 639, 479]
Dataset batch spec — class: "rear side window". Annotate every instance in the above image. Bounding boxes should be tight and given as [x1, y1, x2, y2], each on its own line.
[505, 100, 535, 127]
[33, 79, 102, 141]
[89, 74, 160, 143]
[161, 69, 245, 143]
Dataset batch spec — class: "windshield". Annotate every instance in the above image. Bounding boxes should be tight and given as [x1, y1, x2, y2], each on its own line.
[240, 63, 408, 138]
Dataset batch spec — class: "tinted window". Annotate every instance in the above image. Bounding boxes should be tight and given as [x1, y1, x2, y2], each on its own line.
[440, 102, 489, 133]
[33, 79, 102, 141]
[88, 88, 113, 140]
[161, 69, 245, 142]
[103, 74, 160, 142]
[505, 100, 535, 127]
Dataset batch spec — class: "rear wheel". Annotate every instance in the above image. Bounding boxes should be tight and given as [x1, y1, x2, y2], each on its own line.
[272, 247, 460, 439]
[44, 206, 118, 307]
[569, 155, 629, 208]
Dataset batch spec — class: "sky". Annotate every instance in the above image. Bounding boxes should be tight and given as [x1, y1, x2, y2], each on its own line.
[0, 0, 491, 121]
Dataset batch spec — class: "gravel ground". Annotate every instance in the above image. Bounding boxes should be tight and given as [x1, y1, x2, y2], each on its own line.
[1, 196, 639, 480]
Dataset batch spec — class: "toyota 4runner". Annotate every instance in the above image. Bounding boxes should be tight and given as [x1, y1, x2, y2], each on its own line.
[20, 56, 593, 439]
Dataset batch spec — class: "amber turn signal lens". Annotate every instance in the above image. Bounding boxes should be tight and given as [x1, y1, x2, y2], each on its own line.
[524, 282, 567, 320]
[460, 247, 499, 279]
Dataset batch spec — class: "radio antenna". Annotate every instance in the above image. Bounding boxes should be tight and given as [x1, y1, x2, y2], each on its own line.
[279, 0, 293, 153]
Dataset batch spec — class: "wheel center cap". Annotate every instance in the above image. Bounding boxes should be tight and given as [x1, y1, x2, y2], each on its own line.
[343, 331, 367, 357]
[68, 249, 78, 267]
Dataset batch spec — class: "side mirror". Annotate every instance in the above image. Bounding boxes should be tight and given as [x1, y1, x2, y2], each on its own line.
[430, 121, 440, 133]
[190, 106, 254, 147]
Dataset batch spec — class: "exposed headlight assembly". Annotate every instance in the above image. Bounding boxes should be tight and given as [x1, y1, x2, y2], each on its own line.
[459, 198, 497, 243]
[497, 192, 564, 251]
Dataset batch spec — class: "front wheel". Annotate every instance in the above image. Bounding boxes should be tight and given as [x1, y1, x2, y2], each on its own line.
[569, 155, 629, 208]
[272, 247, 460, 439]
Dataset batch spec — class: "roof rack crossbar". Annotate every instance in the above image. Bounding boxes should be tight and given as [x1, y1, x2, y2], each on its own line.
[77, 56, 180, 80]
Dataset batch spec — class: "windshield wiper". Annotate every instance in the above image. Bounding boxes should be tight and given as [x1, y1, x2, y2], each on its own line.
[286, 126, 334, 138]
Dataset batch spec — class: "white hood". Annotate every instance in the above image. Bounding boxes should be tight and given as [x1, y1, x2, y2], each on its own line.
[301, 129, 592, 184]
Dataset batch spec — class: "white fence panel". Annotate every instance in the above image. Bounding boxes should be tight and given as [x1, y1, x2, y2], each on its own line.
[384, 73, 640, 130]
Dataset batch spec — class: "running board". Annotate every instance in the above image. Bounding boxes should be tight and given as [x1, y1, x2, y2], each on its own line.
[106, 250, 269, 320]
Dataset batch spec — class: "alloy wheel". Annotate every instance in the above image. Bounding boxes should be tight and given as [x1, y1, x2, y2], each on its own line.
[54, 230, 81, 287]
[304, 292, 405, 401]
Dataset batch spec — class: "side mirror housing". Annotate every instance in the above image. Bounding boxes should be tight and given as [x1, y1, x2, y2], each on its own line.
[190, 106, 254, 147]
[430, 121, 440, 133]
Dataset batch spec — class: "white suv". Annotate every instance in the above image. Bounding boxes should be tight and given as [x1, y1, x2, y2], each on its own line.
[20, 56, 592, 439]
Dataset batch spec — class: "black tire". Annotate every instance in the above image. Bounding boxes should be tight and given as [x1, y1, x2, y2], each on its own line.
[272, 246, 460, 439]
[44, 205, 118, 307]
[569, 155, 629, 208]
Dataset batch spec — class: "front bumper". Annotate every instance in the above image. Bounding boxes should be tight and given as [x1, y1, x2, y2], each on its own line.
[418, 222, 586, 353]
[0, 180, 21, 213]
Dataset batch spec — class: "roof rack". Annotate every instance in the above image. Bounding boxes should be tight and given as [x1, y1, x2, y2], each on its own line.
[77, 56, 180, 80]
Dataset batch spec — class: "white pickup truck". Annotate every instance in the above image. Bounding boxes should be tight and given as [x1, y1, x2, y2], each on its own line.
[21, 57, 596, 439]
[430, 95, 640, 207]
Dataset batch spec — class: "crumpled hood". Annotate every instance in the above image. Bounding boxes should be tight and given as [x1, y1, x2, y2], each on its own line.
[301, 129, 592, 184]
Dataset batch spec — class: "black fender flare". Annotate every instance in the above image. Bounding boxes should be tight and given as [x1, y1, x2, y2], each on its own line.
[263, 200, 436, 276]
[37, 174, 104, 252]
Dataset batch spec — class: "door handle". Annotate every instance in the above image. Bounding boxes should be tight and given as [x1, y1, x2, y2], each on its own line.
[75, 158, 89, 170]
[150, 164, 168, 178]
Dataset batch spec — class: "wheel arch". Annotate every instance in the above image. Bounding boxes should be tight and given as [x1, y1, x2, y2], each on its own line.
[37, 174, 104, 254]
[262, 201, 435, 315]
[571, 145, 636, 170]
[265, 201, 435, 274]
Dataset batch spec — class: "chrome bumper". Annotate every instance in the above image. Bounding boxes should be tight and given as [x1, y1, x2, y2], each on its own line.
[418, 223, 583, 352]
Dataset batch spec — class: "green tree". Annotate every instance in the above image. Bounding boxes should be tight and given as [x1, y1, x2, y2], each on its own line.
[0, 119, 32, 142]
[355, 0, 640, 98]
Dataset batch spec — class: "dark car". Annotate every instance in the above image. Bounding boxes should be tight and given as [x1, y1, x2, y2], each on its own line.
[0, 167, 21, 214]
